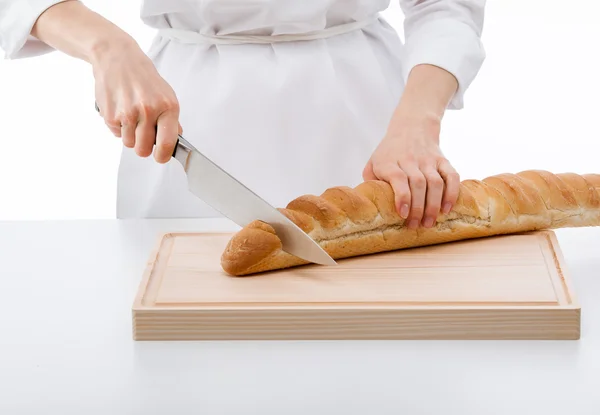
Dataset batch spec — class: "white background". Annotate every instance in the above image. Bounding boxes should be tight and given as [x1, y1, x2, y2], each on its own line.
[0, 0, 599, 220]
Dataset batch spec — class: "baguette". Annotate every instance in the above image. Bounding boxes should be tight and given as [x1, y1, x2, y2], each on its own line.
[220, 170, 600, 276]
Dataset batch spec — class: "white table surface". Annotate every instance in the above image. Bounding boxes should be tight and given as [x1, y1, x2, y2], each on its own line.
[1, 218, 599, 415]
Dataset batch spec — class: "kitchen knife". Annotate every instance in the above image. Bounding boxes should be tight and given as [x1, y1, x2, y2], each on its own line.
[171, 135, 337, 266]
[95, 103, 336, 266]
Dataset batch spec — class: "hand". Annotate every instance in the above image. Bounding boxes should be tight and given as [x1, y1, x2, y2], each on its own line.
[92, 39, 182, 163]
[363, 114, 460, 229]
[29, 1, 181, 163]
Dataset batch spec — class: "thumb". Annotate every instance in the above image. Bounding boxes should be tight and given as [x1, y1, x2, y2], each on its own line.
[362, 159, 377, 181]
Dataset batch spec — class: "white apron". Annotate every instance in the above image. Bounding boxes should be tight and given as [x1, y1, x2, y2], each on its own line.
[116, 0, 405, 218]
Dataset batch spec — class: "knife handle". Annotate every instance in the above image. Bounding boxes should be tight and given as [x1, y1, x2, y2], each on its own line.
[94, 101, 189, 161]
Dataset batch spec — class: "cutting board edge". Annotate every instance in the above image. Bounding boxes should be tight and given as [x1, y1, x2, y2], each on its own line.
[542, 229, 579, 307]
[131, 306, 581, 341]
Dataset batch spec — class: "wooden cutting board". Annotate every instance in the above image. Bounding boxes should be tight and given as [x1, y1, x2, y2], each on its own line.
[132, 230, 580, 340]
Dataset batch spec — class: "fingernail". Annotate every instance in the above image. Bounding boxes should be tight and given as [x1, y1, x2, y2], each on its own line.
[400, 204, 409, 218]
[408, 219, 419, 229]
[442, 202, 452, 214]
[423, 217, 434, 228]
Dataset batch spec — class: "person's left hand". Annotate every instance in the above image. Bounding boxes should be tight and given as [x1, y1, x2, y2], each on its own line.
[362, 114, 460, 230]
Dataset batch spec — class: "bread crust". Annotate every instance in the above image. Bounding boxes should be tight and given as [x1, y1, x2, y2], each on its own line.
[220, 170, 600, 276]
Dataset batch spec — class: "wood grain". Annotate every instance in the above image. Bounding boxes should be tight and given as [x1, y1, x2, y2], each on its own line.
[132, 230, 580, 340]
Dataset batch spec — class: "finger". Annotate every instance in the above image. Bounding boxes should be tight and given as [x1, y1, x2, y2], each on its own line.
[372, 163, 411, 219]
[154, 110, 179, 163]
[421, 166, 445, 228]
[362, 159, 377, 181]
[134, 116, 157, 158]
[117, 108, 140, 150]
[438, 159, 461, 214]
[121, 122, 136, 148]
[401, 163, 427, 228]
[95, 95, 110, 119]
[105, 122, 121, 137]
[102, 104, 121, 137]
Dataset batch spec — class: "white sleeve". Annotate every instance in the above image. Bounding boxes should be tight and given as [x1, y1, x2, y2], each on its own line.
[0, 0, 69, 59]
[399, 0, 486, 109]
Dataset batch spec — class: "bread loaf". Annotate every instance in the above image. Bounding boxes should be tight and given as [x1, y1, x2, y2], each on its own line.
[220, 170, 600, 276]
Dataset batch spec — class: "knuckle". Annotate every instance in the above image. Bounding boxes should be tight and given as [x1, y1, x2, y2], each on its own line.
[372, 163, 395, 178]
[394, 190, 410, 203]
[427, 175, 444, 188]
[134, 130, 147, 142]
[122, 130, 135, 142]
[389, 169, 408, 181]
[157, 139, 175, 151]
[392, 182, 409, 197]
[106, 123, 120, 136]
[105, 116, 120, 127]
[397, 186, 411, 197]
[138, 102, 154, 118]
[416, 157, 430, 167]
[435, 155, 449, 165]
[409, 174, 426, 188]
[410, 206, 425, 218]
[448, 172, 460, 183]
[411, 203, 424, 212]
[142, 95, 180, 116]
[122, 111, 138, 125]
[135, 142, 153, 157]
[163, 96, 179, 111]
[398, 155, 416, 165]
[137, 137, 155, 149]
[399, 196, 412, 207]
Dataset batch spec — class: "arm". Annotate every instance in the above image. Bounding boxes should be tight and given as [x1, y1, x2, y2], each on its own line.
[30, 0, 136, 64]
[1, 0, 180, 163]
[394, 64, 458, 127]
[363, 0, 486, 229]
[0, 0, 67, 59]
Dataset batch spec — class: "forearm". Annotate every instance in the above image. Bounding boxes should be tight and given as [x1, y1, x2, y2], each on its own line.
[390, 64, 458, 138]
[31, 0, 137, 65]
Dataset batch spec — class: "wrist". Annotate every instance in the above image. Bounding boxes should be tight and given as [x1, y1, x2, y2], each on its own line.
[396, 64, 458, 119]
[88, 33, 138, 67]
[395, 85, 447, 123]
[394, 103, 443, 126]
[386, 107, 442, 143]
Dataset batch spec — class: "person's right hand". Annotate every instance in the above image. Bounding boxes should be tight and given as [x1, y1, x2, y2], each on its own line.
[91, 39, 182, 163]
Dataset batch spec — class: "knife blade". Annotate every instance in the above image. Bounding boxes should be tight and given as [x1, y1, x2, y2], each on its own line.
[171, 135, 337, 266]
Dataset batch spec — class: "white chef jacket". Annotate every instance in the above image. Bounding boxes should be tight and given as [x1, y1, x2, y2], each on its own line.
[0, 0, 485, 219]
